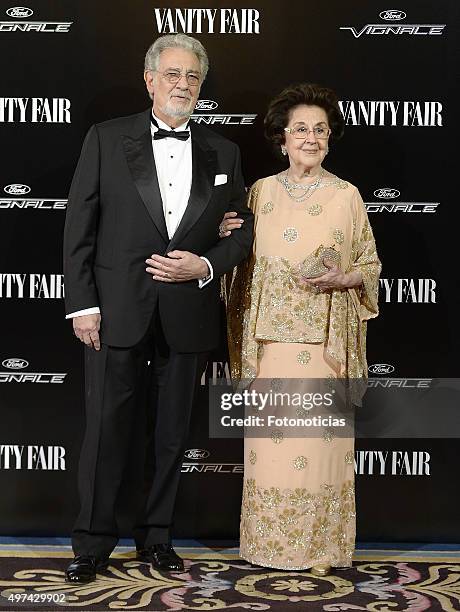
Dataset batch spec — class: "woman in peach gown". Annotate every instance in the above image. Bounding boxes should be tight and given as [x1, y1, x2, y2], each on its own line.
[223, 84, 381, 575]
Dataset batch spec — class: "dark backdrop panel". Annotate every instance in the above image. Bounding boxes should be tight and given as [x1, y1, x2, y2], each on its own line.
[1, 0, 458, 541]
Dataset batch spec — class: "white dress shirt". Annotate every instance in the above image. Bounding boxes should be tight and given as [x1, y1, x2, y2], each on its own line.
[152, 114, 192, 238]
[66, 113, 213, 319]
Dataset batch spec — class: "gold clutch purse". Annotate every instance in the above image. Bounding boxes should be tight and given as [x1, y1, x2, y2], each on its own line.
[300, 244, 341, 278]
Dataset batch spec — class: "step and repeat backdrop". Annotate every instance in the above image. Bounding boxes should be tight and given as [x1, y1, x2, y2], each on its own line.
[1, 1, 459, 541]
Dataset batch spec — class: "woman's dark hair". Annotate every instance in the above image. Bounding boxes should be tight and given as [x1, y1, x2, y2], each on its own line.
[264, 83, 345, 149]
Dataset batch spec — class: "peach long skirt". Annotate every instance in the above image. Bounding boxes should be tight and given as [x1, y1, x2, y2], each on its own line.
[239, 341, 355, 570]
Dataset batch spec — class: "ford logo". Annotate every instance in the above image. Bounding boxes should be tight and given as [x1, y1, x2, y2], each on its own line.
[368, 363, 395, 375]
[184, 448, 210, 460]
[6, 6, 33, 18]
[2, 358, 29, 370]
[195, 99, 218, 111]
[374, 188, 400, 199]
[4, 183, 31, 195]
[379, 10, 406, 21]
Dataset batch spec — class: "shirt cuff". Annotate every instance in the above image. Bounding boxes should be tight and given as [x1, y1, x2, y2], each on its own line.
[66, 307, 100, 319]
[198, 256, 213, 288]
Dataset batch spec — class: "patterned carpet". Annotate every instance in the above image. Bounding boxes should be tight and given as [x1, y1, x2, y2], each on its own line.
[0, 541, 459, 611]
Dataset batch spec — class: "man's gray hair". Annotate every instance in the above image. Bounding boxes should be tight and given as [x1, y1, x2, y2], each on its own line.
[144, 34, 209, 80]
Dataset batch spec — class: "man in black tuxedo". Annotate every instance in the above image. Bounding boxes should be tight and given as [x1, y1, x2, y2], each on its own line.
[63, 34, 253, 583]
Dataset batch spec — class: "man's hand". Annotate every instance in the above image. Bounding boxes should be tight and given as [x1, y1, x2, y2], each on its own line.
[73, 314, 101, 351]
[145, 250, 208, 283]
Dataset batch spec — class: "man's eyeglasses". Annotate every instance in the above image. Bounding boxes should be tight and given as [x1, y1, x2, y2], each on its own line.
[155, 70, 201, 87]
[284, 126, 331, 139]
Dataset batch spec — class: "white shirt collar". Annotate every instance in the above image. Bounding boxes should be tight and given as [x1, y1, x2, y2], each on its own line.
[151, 111, 189, 133]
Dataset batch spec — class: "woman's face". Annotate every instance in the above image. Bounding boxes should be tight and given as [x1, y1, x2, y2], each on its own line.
[283, 104, 330, 171]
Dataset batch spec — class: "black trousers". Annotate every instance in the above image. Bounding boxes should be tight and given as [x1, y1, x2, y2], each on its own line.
[72, 313, 209, 557]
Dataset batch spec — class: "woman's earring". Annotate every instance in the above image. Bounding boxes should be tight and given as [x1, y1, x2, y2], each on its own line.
[281, 146, 287, 156]
[325, 146, 329, 155]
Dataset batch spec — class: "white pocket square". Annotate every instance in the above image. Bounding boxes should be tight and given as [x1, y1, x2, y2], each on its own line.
[214, 174, 227, 186]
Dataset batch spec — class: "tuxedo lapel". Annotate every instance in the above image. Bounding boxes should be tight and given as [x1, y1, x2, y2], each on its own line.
[167, 125, 216, 251]
[122, 119, 169, 243]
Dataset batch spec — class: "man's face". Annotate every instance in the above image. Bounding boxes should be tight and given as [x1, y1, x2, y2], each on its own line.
[145, 47, 202, 120]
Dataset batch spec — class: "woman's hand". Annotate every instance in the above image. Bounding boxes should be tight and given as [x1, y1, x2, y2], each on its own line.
[219, 211, 244, 238]
[302, 260, 362, 292]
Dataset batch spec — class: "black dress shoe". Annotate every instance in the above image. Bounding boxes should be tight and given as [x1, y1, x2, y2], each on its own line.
[65, 555, 109, 583]
[137, 544, 184, 572]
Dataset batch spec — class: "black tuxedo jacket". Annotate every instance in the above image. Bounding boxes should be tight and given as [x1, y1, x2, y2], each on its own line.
[63, 109, 253, 350]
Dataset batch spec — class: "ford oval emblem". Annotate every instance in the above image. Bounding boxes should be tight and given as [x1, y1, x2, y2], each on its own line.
[195, 99, 218, 111]
[374, 188, 400, 199]
[379, 9, 406, 21]
[184, 448, 210, 460]
[4, 183, 31, 195]
[6, 6, 33, 18]
[2, 358, 29, 370]
[368, 363, 395, 375]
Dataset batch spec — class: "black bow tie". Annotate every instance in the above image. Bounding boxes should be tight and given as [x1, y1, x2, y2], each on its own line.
[151, 115, 190, 141]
